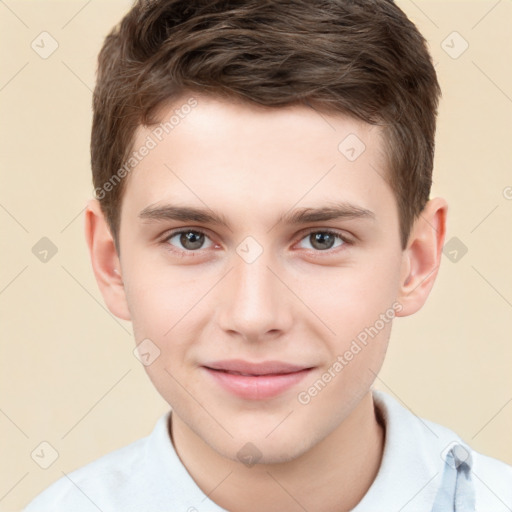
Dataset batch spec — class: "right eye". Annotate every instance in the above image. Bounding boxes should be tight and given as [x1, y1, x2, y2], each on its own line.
[163, 229, 216, 254]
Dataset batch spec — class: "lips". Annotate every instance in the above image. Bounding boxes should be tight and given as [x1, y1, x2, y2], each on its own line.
[202, 359, 313, 400]
[204, 359, 310, 376]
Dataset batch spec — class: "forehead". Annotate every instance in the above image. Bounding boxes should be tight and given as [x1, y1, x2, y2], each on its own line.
[122, 93, 393, 227]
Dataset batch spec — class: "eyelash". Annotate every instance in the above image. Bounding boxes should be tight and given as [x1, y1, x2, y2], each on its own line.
[160, 228, 351, 257]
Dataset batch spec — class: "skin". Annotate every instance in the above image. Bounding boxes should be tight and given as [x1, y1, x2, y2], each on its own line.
[85, 93, 447, 512]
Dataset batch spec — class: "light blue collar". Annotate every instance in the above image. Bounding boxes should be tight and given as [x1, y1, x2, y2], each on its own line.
[431, 444, 475, 511]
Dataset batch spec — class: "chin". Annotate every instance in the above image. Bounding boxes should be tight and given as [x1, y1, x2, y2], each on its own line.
[224, 431, 316, 467]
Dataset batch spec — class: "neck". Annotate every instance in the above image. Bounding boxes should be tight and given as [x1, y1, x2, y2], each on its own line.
[170, 391, 384, 512]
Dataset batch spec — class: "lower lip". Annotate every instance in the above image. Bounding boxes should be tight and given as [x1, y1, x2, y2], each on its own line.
[203, 367, 312, 400]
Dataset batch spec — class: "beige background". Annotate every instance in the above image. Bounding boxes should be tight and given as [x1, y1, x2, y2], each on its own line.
[0, 1, 511, 510]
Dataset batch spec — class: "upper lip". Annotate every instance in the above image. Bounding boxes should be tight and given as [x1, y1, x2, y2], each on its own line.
[203, 359, 311, 376]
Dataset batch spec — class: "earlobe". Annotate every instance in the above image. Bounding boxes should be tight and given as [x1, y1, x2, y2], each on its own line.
[396, 197, 448, 317]
[84, 199, 131, 321]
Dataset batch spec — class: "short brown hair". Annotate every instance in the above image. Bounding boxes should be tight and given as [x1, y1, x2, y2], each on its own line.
[91, 0, 441, 251]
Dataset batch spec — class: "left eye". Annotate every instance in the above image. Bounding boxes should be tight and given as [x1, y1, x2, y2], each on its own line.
[297, 230, 345, 251]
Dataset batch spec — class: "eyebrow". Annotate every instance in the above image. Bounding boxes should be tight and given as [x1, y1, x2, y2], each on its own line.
[138, 201, 375, 229]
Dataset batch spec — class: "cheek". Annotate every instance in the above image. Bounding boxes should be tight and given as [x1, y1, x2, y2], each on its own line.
[293, 257, 402, 342]
[124, 265, 210, 395]
[124, 262, 204, 340]
[323, 257, 401, 388]
[293, 323, 392, 443]
[125, 271, 198, 407]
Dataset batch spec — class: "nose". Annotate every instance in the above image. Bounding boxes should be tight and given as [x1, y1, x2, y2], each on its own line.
[216, 250, 294, 343]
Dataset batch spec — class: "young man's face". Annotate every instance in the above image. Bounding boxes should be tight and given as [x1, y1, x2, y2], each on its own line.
[107, 94, 416, 462]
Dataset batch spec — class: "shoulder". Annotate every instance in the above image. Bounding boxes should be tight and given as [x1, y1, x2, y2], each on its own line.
[373, 390, 512, 510]
[471, 449, 512, 510]
[23, 412, 172, 512]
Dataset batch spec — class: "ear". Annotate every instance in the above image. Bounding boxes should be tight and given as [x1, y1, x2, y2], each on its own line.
[396, 197, 448, 317]
[84, 198, 131, 321]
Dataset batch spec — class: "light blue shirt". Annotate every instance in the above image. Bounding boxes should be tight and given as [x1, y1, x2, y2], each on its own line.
[23, 390, 512, 511]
